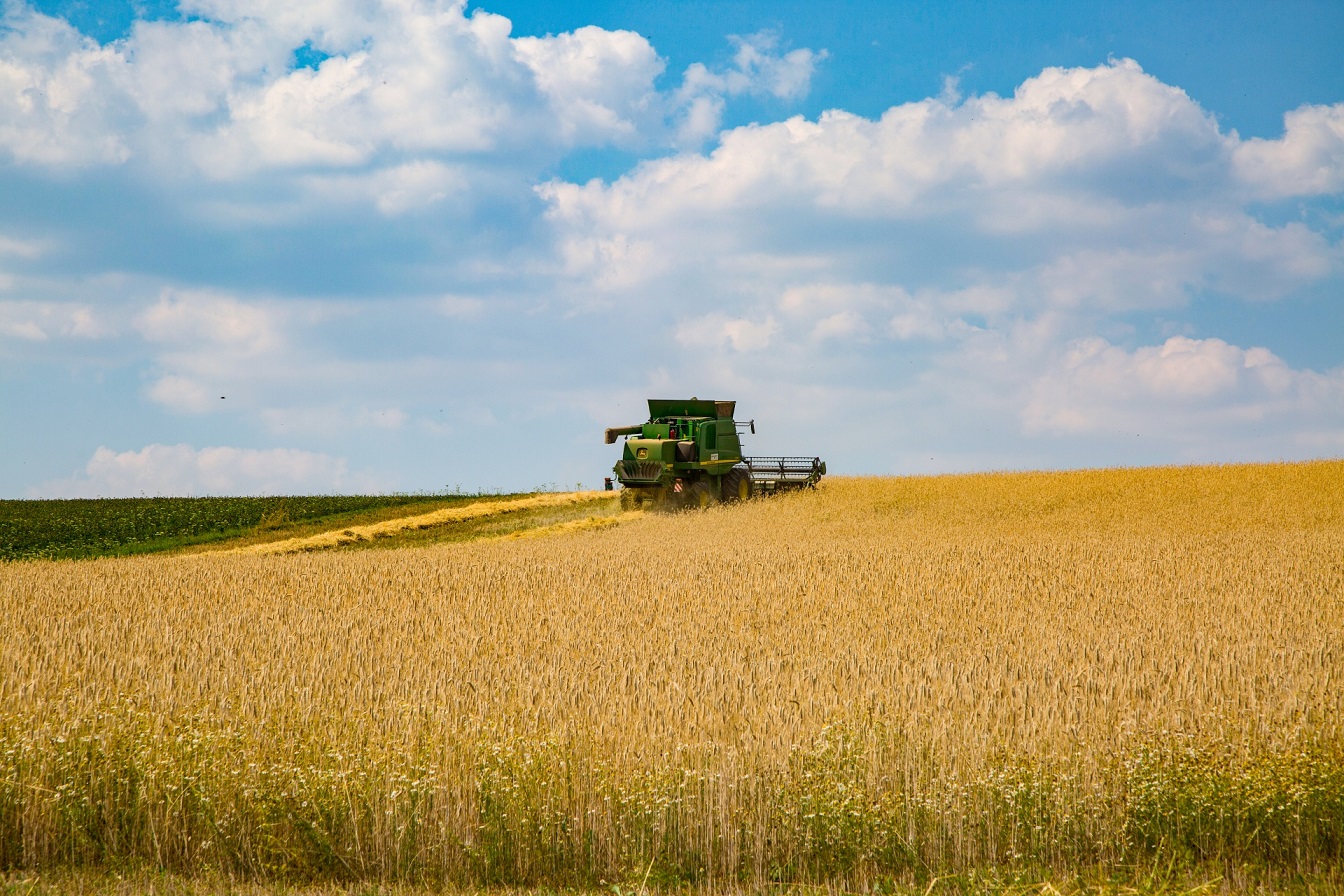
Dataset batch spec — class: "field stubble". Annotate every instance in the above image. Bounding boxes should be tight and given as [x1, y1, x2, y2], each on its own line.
[1, 461, 1342, 887]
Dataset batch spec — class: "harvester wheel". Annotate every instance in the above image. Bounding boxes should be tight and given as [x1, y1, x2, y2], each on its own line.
[721, 467, 751, 502]
[619, 488, 643, 511]
[686, 479, 716, 510]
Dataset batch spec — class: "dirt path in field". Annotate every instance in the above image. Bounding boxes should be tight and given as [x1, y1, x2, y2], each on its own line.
[214, 491, 616, 555]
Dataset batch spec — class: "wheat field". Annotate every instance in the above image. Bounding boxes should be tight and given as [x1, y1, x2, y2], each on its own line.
[2, 461, 1342, 888]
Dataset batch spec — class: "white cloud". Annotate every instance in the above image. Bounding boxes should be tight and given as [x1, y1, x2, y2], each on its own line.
[299, 160, 467, 214]
[40, 443, 370, 497]
[553, 232, 665, 294]
[123, 288, 500, 439]
[540, 58, 1341, 324]
[0, 300, 108, 341]
[547, 58, 1227, 229]
[0, 6, 133, 166]
[1014, 215, 1335, 310]
[774, 282, 952, 342]
[675, 312, 779, 351]
[134, 289, 293, 414]
[0, 0, 821, 187]
[1023, 336, 1344, 437]
[175, 7, 536, 175]
[812, 309, 869, 341]
[145, 374, 216, 413]
[208, 53, 381, 171]
[672, 32, 825, 144]
[0, 234, 48, 258]
[1, 2, 528, 173]
[1234, 102, 1344, 198]
[888, 308, 951, 342]
[0, 317, 45, 340]
[513, 25, 664, 146]
[136, 289, 282, 352]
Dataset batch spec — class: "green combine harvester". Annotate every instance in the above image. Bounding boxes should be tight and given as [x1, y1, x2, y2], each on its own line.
[605, 398, 826, 509]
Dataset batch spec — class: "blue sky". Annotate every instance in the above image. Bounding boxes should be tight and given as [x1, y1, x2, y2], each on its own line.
[2, 0, 1341, 497]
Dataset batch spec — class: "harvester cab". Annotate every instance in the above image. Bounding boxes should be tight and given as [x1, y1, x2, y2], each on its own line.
[605, 398, 825, 510]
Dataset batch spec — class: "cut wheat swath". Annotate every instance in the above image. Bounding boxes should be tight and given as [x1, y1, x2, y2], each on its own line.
[217, 490, 612, 554]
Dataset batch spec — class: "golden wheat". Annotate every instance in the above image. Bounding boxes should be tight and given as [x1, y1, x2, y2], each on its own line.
[1, 460, 1342, 884]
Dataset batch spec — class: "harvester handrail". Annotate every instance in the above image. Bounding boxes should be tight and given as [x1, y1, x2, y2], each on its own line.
[743, 455, 823, 468]
[740, 456, 825, 488]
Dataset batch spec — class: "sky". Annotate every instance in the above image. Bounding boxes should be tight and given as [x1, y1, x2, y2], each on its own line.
[1, 0, 1342, 497]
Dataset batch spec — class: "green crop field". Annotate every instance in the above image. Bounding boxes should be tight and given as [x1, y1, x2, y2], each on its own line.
[0, 494, 478, 561]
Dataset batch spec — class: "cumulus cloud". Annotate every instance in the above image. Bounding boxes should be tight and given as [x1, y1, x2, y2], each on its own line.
[1023, 336, 1344, 439]
[672, 31, 826, 144]
[0, 2, 522, 173]
[0, 7, 134, 167]
[0, 0, 822, 188]
[513, 25, 665, 146]
[546, 58, 1227, 227]
[39, 443, 369, 497]
[541, 58, 1341, 316]
[1234, 103, 1344, 198]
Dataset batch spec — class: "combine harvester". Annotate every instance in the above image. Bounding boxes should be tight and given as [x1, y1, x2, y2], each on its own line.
[605, 398, 825, 509]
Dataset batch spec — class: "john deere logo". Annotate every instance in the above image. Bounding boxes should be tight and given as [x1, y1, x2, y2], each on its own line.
[637, 447, 648, 459]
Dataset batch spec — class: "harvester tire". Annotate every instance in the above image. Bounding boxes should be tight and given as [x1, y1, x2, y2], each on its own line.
[721, 468, 751, 502]
[620, 488, 644, 511]
[686, 479, 716, 510]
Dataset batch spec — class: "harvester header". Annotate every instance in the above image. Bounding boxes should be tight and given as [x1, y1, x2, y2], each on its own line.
[604, 397, 824, 509]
